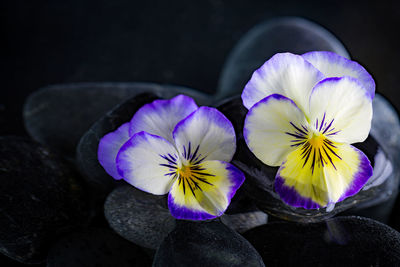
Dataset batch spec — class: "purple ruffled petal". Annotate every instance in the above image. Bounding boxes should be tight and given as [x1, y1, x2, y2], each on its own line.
[275, 175, 321, 209]
[97, 122, 130, 180]
[302, 51, 375, 98]
[338, 146, 373, 201]
[241, 52, 325, 111]
[129, 94, 198, 143]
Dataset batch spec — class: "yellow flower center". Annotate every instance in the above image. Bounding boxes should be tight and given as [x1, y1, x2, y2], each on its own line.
[308, 132, 325, 149]
[178, 164, 192, 178]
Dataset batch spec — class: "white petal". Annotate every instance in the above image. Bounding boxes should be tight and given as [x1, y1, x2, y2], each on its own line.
[244, 94, 308, 166]
[116, 131, 179, 195]
[173, 107, 236, 163]
[308, 77, 373, 144]
[130, 94, 198, 144]
[241, 52, 324, 112]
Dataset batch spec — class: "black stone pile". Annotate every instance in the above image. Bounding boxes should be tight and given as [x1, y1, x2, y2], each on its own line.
[2, 17, 400, 267]
[1, 81, 399, 267]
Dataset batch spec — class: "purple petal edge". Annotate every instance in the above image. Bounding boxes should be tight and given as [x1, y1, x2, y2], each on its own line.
[309, 76, 373, 102]
[302, 51, 375, 99]
[274, 175, 321, 209]
[167, 161, 245, 221]
[241, 52, 325, 110]
[168, 194, 218, 221]
[129, 94, 198, 136]
[97, 122, 130, 180]
[226, 163, 246, 201]
[172, 106, 236, 141]
[338, 146, 373, 201]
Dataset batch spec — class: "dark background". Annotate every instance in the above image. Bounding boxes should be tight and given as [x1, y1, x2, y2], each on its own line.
[3, 0, 400, 135]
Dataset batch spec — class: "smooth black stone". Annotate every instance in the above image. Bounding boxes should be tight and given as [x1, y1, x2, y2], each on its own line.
[153, 220, 265, 267]
[47, 228, 152, 267]
[243, 216, 400, 266]
[353, 135, 378, 167]
[221, 211, 268, 233]
[216, 17, 350, 99]
[104, 185, 175, 250]
[0, 252, 44, 267]
[390, 194, 400, 232]
[24, 82, 212, 157]
[224, 181, 259, 214]
[0, 137, 90, 264]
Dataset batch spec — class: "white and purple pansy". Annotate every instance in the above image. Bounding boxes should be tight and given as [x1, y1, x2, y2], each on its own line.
[242, 51, 374, 209]
[98, 95, 245, 220]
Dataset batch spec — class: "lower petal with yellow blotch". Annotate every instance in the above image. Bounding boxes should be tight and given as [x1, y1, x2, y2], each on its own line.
[168, 160, 245, 220]
[275, 141, 373, 209]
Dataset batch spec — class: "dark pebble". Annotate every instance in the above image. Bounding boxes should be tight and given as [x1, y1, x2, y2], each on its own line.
[216, 17, 350, 99]
[0, 137, 90, 264]
[390, 194, 400, 232]
[153, 220, 265, 267]
[104, 185, 175, 250]
[24, 82, 212, 157]
[47, 228, 152, 267]
[243, 216, 400, 266]
[221, 211, 268, 233]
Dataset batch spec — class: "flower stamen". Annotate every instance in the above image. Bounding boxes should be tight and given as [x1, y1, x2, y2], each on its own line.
[175, 162, 215, 197]
[298, 132, 342, 173]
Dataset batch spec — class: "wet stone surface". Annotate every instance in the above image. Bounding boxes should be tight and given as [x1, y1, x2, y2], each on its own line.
[224, 182, 259, 215]
[153, 220, 265, 267]
[0, 137, 90, 264]
[243, 216, 400, 266]
[104, 185, 176, 250]
[221, 211, 268, 233]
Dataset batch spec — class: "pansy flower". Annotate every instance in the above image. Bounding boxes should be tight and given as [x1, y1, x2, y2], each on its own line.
[98, 95, 245, 220]
[242, 51, 374, 209]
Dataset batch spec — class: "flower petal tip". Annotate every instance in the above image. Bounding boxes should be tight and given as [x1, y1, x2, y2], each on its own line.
[168, 194, 220, 221]
[338, 148, 373, 202]
[129, 94, 198, 142]
[274, 175, 322, 210]
[97, 122, 131, 180]
[302, 51, 375, 98]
